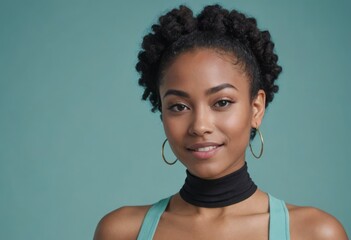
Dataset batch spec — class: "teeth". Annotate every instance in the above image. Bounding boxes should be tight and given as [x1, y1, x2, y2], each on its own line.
[195, 146, 217, 152]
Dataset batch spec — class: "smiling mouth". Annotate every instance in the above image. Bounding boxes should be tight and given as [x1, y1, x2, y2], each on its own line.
[186, 143, 224, 160]
[187, 143, 224, 152]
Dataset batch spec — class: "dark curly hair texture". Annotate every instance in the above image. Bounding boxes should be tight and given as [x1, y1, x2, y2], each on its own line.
[136, 4, 282, 115]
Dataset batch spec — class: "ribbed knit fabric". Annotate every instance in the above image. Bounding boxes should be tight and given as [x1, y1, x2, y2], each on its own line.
[179, 162, 257, 208]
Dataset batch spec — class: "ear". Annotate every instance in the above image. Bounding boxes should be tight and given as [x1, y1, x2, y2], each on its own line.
[251, 90, 266, 128]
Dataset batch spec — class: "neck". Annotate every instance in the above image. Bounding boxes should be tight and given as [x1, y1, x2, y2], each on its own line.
[179, 162, 257, 208]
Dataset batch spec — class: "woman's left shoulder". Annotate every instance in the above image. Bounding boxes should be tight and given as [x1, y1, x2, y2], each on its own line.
[286, 203, 348, 240]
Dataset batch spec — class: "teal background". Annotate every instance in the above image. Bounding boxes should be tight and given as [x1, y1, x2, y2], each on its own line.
[1, 0, 350, 239]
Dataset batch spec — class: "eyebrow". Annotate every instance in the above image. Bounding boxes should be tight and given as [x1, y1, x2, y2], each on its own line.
[162, 89, 190, 99]
[205, 83, 237, 95]
[162, 83, 237, 99]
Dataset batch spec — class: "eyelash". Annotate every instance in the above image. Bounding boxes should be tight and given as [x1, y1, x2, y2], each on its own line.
[213, 99, 234, 108]
[167, 99, 234, 113]
[168, 103, 189, 112]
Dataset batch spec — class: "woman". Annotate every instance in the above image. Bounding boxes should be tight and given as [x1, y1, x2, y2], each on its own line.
[94, 5, 348, 239]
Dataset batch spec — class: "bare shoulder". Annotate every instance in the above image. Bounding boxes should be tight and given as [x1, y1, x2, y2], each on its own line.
[287, 204, 348, 240]
[93, 204, 151, 240]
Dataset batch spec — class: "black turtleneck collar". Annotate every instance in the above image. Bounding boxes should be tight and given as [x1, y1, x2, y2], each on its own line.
[179, 162, 257, 208]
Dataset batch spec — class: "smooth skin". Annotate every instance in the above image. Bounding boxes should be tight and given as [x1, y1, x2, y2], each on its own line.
[94, 49, 348, 240]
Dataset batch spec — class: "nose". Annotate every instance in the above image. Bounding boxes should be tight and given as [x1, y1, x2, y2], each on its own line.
[188, 106, 213, 136]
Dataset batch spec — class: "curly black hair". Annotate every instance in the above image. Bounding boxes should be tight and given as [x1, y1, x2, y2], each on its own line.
[136, 4, 282, 114]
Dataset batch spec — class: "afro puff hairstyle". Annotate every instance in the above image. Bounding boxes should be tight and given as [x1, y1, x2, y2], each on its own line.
[136, 4, 282, 113]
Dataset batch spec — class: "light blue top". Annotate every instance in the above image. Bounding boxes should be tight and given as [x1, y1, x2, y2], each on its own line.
[137, 194, 290, 240]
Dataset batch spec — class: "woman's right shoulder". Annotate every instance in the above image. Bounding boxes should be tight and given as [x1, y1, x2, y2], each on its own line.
[93, 204, 152, 240]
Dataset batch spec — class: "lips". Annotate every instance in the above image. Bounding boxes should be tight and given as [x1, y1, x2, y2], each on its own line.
[186, 142, 224, 159]
[187, 142, 223, 151]
[193, 146, 218, 152]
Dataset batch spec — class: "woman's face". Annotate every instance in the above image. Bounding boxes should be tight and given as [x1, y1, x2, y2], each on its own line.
[159, 48, 265, 179]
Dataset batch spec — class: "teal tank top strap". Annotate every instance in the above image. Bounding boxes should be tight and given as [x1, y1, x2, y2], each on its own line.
[137, 194, 290, 240]
[268, 193, 290, 240]
[137, 196, 171, 240]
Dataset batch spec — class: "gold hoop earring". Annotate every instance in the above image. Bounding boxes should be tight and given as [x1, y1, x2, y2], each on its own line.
[161, 139, 178, 165]
[249, 127, 264, 159]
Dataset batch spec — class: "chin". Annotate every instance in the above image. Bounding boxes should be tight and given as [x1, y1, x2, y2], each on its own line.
[184, 158, 246, 180]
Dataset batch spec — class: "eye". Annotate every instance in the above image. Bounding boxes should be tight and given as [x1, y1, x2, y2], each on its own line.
[214, 99, 233, 108]
[168, 103, 189, 112]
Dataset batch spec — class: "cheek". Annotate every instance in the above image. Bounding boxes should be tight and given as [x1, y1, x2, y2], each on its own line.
[218, 107, 252, 142]
[162, 116, 185, 143]
[162, 116, 189, 159]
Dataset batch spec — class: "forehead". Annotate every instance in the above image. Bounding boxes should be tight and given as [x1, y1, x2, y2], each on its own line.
[160, 48, 250, 93]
